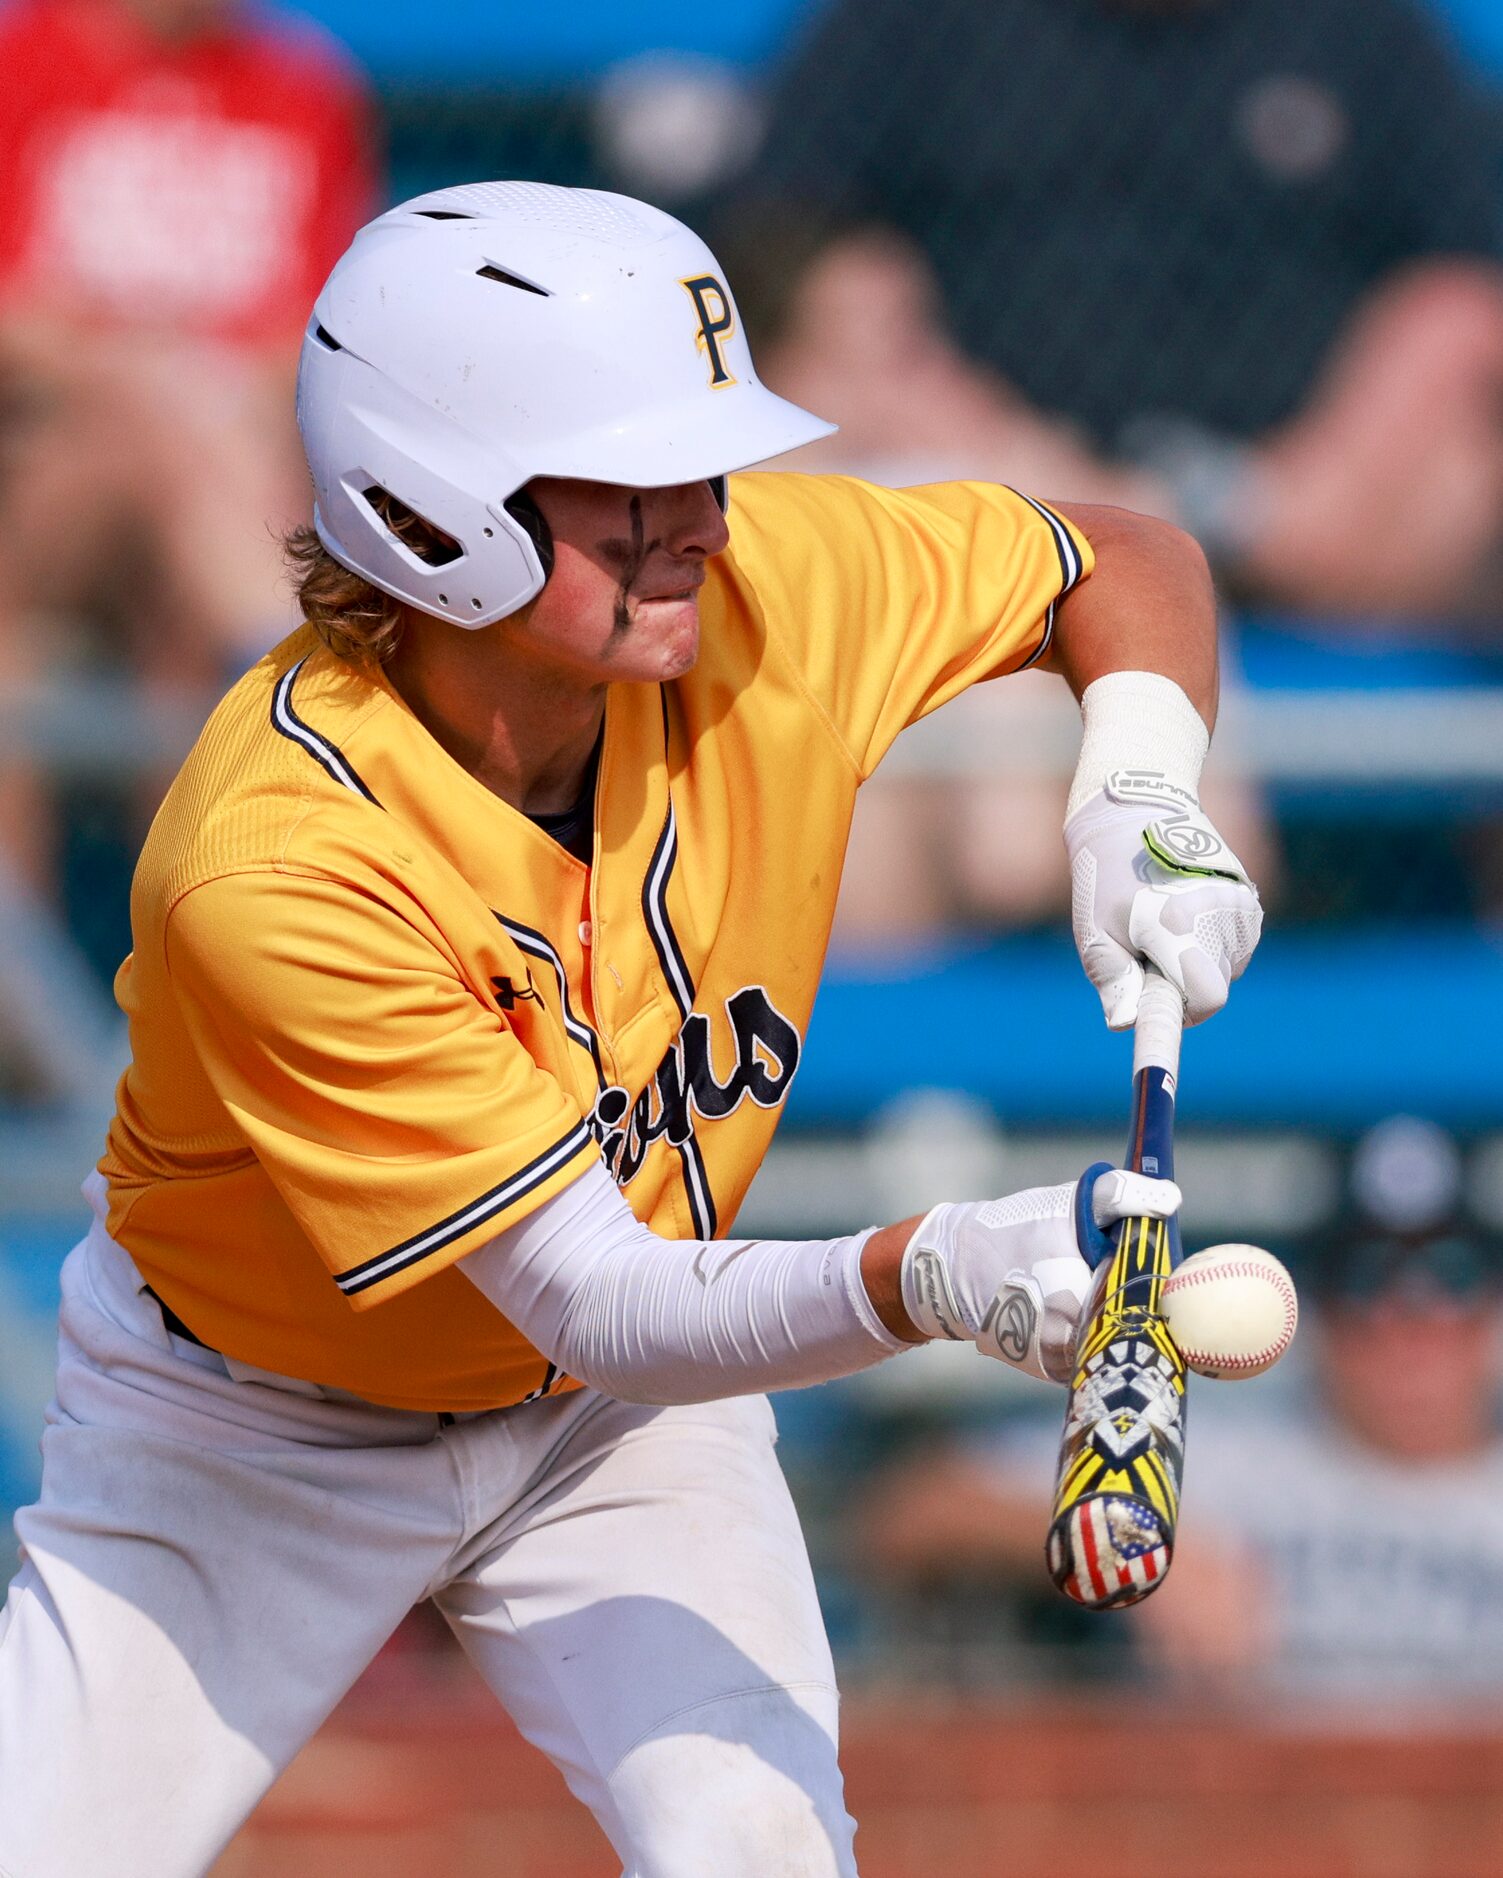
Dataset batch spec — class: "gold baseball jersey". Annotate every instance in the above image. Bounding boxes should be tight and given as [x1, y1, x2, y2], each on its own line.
[100, 472, 1091, 1410]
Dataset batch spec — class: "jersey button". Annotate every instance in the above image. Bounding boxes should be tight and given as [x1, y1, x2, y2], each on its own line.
[578, 921, 593, 948]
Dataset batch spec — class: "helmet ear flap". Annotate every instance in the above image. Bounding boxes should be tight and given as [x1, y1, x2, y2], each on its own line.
[503, 490, 554, 579]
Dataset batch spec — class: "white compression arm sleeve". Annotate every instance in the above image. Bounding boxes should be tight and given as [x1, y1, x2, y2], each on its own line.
[460, 1160, 908, 1404]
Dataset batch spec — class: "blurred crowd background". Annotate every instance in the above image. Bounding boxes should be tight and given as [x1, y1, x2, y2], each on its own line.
[3, 1, 1503, 1872]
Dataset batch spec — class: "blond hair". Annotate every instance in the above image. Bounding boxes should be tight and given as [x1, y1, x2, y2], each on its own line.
[284, 491, 461, 665]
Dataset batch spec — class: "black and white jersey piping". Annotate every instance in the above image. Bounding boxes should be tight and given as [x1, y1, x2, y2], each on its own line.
[1006, 491, 1086, 670]
[335, 1118, 594, 1295]
[270, 657, 379, 801]
[494, 912, 607, 1086]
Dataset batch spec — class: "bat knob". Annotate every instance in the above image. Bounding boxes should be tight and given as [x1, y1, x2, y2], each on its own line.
[1047, 1494, 1174, 1609]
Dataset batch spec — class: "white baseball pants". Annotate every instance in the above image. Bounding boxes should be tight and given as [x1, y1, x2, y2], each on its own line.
[0, 1209, 858, 1878]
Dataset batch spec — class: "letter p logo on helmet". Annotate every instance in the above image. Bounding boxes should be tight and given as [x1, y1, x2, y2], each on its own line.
[681, 274, 737, 387]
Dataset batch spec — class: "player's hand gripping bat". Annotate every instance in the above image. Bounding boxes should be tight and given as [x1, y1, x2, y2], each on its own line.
[1046, 967, 1187, 1608]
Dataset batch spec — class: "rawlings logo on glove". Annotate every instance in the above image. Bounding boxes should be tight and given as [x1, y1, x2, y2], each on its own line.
[1145, 816, 1232, 872]
[1105, 768, 1247, 883]
[1066, 771, 1262, 1029]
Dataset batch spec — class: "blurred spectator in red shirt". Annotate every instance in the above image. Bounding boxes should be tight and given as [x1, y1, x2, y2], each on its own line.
[0, 0, 373, 347]
[0, 0, 377, 884]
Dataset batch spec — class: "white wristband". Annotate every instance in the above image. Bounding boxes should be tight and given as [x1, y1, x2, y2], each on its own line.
[1065, 671, 1210, 820]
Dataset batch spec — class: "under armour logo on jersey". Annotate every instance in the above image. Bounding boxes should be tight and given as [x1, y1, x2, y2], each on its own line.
[491, 970, 542, 1011]
[681, 274, 737, 388]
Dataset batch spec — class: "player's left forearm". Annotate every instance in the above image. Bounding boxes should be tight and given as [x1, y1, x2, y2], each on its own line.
[1038, 506, 1263, 1031]
[1040, 503, 1219, 729]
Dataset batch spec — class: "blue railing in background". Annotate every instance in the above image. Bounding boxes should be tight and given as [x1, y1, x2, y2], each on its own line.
[282, 0, 819, 80]
[796, 928, 1503, 1132]
[279, 0, 1503, 85]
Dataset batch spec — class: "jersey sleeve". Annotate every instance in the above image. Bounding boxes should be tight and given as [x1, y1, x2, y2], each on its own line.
[726, 473, 1093, 779]
[164, 866, 597, 1310]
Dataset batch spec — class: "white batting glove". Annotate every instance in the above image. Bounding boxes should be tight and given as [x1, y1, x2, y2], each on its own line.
[900, 1165, 1182, 1383]
[1063, 671, 1263, 1031]
[1065, 769, 1262, 1030]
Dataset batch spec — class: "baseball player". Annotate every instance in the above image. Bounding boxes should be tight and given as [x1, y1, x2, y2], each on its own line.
[0, 183, 1262, 1876]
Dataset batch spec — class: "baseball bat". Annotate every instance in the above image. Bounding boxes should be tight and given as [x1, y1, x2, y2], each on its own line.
[1045, 966, 1188, 1609]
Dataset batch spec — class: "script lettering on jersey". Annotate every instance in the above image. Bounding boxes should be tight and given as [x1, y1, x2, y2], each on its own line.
[589, 985, 801, 1187]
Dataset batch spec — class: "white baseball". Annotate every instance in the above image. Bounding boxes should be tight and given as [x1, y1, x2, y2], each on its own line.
[1162, 1244, 1298, 1380]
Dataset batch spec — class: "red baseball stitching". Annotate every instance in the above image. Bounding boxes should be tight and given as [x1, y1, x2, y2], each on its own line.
[1162, 1258, 1297, 1369]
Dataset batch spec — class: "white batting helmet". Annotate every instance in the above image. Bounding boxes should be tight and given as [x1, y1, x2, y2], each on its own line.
[296, 180, 835, 629]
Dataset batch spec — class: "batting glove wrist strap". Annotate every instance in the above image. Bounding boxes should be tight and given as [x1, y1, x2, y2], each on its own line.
[898, 1169, 1180, 1384]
